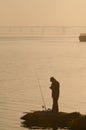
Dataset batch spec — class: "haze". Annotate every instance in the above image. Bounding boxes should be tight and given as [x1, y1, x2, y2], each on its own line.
[0, 0, 86, 26]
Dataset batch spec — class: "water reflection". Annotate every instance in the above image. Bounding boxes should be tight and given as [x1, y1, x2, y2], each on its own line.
[21, 121, 68, 130]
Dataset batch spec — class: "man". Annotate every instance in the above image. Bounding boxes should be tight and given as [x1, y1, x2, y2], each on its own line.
[50, 77, 60, 112]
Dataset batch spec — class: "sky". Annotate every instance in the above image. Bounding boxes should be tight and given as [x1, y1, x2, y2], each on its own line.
[0, 0, 86, 26]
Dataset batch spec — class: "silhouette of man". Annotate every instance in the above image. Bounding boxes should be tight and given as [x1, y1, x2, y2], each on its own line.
[50, 77, 60, 112]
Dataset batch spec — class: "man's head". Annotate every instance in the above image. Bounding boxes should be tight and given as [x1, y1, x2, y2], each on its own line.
[50, 76, 55, 82]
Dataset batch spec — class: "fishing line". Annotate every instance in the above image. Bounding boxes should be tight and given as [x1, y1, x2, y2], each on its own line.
[35, 71, 47, 110]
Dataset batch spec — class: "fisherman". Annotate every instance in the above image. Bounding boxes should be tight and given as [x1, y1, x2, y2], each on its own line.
[50, 77, 60, 112]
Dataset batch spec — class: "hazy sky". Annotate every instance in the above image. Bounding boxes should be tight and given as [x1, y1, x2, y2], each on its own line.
[0, 0, 86, 26]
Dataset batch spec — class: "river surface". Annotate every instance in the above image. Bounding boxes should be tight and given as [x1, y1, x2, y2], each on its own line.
[0, 35, 86, 130]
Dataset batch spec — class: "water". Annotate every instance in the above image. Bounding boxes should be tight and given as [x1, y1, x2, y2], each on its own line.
[0, 28, 86, 130]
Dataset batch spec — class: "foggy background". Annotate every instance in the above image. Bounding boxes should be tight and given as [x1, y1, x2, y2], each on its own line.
[0, 0, 86, 26]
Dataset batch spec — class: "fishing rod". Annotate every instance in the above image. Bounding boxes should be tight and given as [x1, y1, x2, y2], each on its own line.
[35, 72, 47, 111]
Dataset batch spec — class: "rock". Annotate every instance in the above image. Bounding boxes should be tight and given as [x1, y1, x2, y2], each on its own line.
[70, 116, 86, 130]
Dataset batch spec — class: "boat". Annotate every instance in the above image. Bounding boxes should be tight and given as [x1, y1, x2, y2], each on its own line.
[20, 109, 81, 129]
[79, 33, 86, 42]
